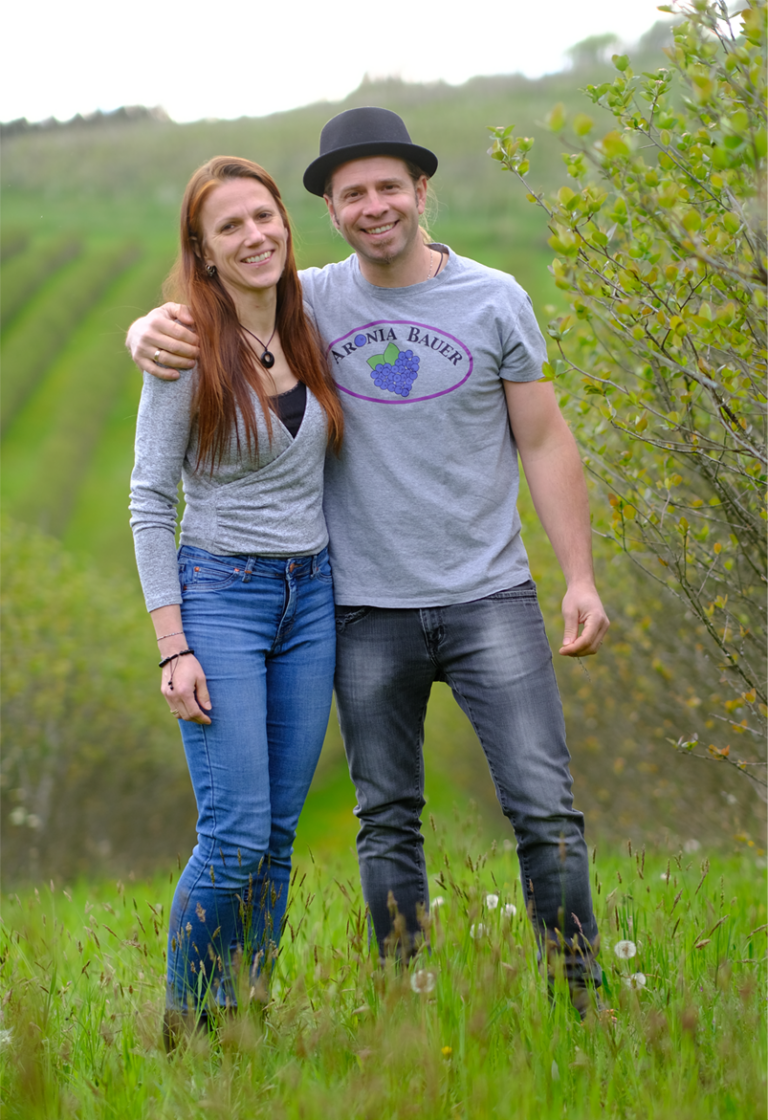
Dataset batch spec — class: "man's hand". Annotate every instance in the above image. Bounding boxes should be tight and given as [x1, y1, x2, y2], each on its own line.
[559, 582, 610, 657]
[126, 302, 199, 381]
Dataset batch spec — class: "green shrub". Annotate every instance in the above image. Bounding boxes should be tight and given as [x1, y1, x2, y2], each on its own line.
[0, 518, 193, 882]
[490, 0, 767, 797]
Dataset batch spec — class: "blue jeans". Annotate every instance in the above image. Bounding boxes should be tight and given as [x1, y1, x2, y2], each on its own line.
[168, 545, 335, 1013]
[334, 582, 600, 983]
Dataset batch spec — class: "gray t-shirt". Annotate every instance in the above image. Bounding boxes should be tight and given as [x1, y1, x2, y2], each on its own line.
[300, 246, 546, 607]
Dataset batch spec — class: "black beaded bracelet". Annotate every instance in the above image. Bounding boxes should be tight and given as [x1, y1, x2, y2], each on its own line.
[158, 648, 195, 669]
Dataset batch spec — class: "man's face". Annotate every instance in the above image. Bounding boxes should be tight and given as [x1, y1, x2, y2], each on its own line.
[324, 156, 427, 269]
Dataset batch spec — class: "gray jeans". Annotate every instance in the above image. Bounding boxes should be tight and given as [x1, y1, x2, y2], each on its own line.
[334, 581, 600, 983]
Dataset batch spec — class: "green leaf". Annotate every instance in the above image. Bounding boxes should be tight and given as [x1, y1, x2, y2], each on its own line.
[573, 113, 594, 137]
[367, 354, 387, 371]
[546, 103, 566, 133]
[601, 131, 630, 159]
[384, 342, 400, 366]
[612, 54, 629, 72]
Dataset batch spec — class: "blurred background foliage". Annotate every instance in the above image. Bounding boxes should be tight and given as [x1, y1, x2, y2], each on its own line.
[2, 18, 764, 881]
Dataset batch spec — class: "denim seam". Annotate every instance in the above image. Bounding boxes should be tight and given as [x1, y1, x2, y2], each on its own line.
[178, 726, 219, 912]
[412, 693, 430, 910]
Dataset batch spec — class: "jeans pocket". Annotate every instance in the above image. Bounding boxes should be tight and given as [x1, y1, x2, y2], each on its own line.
[314, 555, 334, 586]
[180, 558, 240, 594]
[334, 606, 372, 633]
[483, 580, 537, 602]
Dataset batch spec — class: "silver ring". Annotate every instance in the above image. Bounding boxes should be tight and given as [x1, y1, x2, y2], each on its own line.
[153, 349, 162, 363]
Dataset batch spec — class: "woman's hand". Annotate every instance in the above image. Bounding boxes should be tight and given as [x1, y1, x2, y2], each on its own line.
[161, 654, 212, 724]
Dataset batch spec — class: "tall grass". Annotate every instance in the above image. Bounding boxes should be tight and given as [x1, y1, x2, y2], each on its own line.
[1, 827, 765, 1119]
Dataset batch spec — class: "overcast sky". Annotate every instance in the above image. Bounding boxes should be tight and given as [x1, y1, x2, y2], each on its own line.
[2, 0, 674, 125]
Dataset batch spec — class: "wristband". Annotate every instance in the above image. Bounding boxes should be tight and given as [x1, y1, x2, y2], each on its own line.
[158, 648, 195, 669]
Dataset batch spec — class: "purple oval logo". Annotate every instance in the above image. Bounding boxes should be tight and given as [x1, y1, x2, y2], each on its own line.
[327, 319, 473, 404]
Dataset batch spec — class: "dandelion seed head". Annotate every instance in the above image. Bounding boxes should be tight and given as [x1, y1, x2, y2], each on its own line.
[660, 872, 670, 881]
[624, 972, 647, 990]
[431, 896, 445, 909]
[503, 903, 517, 918]
[410, 969, 436, 994]
[485, 893, 499, 910]
[684, 839, 701, 853]
[614, 939, 637, 959]
[470, 923, 486, 940]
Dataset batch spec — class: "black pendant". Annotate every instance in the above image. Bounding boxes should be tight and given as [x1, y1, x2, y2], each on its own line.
[261, 350, 275, 369]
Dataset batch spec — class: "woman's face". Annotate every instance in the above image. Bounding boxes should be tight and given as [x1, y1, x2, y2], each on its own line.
[199, 178, 289, 307]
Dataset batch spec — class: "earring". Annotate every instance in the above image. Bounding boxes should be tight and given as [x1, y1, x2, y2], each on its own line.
[206, 264, 217, 277]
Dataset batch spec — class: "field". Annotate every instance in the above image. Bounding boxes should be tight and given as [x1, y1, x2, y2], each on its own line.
[3, 62, 764, 883]
[1, 826, 765, 1119]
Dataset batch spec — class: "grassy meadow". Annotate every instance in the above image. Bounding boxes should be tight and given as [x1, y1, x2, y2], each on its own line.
[1, 825, 765, 1119]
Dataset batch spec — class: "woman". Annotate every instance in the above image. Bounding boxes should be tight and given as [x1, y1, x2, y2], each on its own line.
[129, 157, 343, 1045]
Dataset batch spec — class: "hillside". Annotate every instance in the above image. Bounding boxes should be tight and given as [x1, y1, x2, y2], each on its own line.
[2, 43, 762, 879]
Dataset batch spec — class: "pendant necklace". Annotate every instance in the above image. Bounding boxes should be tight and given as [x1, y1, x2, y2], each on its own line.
[242, 324, 277, 369]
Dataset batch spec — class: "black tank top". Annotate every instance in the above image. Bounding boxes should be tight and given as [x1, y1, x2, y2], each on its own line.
[271, 381, 306, 438]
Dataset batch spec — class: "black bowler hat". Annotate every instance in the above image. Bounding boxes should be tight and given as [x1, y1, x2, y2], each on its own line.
[303, 107, 438, 197]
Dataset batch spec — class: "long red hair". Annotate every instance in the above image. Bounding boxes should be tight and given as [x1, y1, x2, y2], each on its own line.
[164, 156, 343, 468]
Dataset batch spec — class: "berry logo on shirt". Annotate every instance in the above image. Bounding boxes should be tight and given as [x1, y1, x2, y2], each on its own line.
[327, 320, 473, 404]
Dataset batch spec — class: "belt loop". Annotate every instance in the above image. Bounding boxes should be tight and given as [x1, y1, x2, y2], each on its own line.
[242, 557, 253, 583]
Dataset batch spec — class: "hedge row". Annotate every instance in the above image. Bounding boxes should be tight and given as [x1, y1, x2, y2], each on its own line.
[0, 517, 193, 881]
[0, 226, 30, 264]
[0, 240, 140, 433]
[1, 253, 164, 539]
[0, 232, 82, 329]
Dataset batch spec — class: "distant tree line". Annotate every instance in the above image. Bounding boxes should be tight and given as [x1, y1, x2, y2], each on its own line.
[1, 105, 169, 139]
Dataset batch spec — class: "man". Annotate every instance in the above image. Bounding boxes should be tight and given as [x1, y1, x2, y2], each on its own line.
[128, 107, 609, 1012]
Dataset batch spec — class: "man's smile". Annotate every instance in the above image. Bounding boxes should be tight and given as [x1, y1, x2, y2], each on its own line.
[364, 223, 396, 235]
